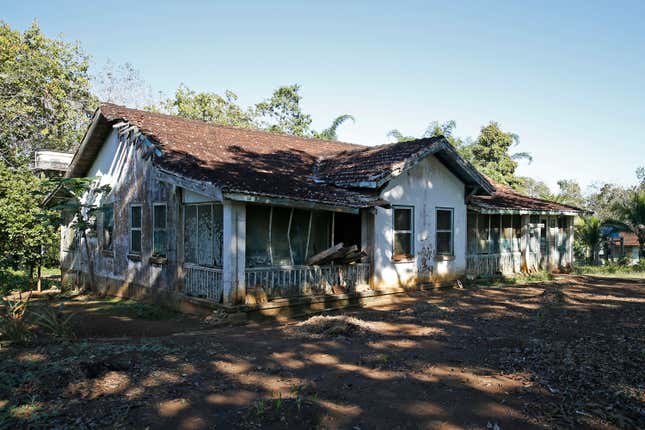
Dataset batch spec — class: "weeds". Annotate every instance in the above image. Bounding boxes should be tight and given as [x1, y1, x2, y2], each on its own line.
[0, 296, 33, 344]
[33, 306, 75, 338]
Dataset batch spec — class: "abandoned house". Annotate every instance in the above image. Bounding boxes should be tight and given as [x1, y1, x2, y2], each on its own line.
[50, 104, 583, 308]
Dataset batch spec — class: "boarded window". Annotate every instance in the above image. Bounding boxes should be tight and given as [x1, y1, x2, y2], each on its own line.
[271, 207, 292, 266]
[153, 204, 167, 257]
[289, 209, 310, 265]
[184, 203, 223, 267]
[246, 205, 271, 267]
[130, 205, 142, 254]
[393, 207, 413, 258]
[102, 205, 114, 252]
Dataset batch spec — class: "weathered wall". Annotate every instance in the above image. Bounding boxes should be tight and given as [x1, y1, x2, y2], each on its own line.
[61, 129, 182, 296]
[373, 155, 467, 288]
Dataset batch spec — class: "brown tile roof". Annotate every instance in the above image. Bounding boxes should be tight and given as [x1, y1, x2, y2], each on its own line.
[469, 178, 584, 213]
[99, 103, 377, 208]
[619, 232, 640, 247]
[87, 104, 579, 213]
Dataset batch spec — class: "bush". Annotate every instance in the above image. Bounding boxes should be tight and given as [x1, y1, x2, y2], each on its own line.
[33, 305, 75, 338]
[0, 297, 33, 344]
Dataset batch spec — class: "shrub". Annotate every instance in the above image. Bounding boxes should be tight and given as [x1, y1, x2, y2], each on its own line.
[33, 305, 75, 338]
[0, 297, 33, 344]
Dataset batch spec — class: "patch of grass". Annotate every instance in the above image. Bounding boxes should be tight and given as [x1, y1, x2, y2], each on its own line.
[573, 262, 645, 278]
[93, 297, 180, 321]
[464, 271, 555, 288]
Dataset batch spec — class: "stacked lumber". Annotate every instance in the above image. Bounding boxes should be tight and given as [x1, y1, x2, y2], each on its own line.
[306, 242, 367, 266]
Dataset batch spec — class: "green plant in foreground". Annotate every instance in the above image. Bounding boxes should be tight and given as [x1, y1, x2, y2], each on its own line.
[33, 306, 75, 338]
[0, 296, 33, 344]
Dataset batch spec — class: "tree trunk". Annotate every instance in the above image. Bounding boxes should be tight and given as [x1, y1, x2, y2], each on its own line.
[27, 265, 34, 290]
[36, 264, 42, 292]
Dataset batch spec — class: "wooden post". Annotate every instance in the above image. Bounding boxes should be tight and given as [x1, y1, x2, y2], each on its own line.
[360, 208, 375, 288]
[520, 214, 530, 272]
[222, 201, 246, 304]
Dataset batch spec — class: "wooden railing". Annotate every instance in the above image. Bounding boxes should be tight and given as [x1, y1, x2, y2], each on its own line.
[183, 263, 224, 302]
[245, 263, 371, 299]
[466, 252, 522, 277]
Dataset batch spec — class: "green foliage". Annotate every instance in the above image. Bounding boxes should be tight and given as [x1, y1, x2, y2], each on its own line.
[108, 299, 178, 320]
[553, 179, 584, 207]
[314, 114, 355, 141]
[576, 216, 603, 264]
[159, 83, 255, 127]
[33, 305, 75, 338]
[516, 176, 553, 199]
[0, 297, 33, 344]
[0, 20, 95, 166]
[467, 122, 521, 186]
[255, 84, 313, 136]
[573, 261, 645, 278]
[612, 189, 645, 252]
[0, 161, 59, 292]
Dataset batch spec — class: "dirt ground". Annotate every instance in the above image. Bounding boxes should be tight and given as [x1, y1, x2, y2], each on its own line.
[1, 275, 644, 429]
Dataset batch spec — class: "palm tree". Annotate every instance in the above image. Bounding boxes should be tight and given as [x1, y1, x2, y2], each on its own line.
[576, 216, 603, 265]
[613, 189, 645, 255]
[315, 114, 355, 141]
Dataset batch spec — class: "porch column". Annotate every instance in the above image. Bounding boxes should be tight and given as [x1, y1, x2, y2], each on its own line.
[360, 208, 375, 287]
[222, 201, 246, 304]
[520, 214, 530, 272]
[567, 216, 574, 267]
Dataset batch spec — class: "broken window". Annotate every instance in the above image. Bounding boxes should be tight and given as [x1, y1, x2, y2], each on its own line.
[467, 212, 477, 254]
[308, 211, 332, 258]
[271, 207, 292, 266]
[130, 205, 142, 255]
[153, 204, 167, 257]
[490, 214, 501, 254]
[246, 205, 272, 267]
[184, 203, 223, 267]
[102, 204, 114, 252]
[501, 214, 513, 253]
[512, 214, 522, 251]
[289, 209, 310, 265]
[393, 206, 413, 258]
[477, 213, 490, 254]
[436, 208, 453, 255]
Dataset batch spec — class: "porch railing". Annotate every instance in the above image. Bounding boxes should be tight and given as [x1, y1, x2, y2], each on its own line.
[466, 252, 522, 277]
[183, 263, 224, 302]
[245, 263, 371, 299]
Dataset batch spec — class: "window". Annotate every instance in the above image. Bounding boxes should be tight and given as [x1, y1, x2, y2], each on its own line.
[153, 204, 167, 257]
[130, 205, 142, 255]
[102, 204, 114, 252]
[393, 206, 413, 259]
[183, 203, 223, 267]
[436, 208, 454, 255]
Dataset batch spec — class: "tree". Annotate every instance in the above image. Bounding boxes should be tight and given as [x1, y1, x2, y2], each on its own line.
[613, 189, 645, 255]
[636, 166, 645, 189]
[553, 179, 584, 207]
[314, 115, 355, 141]
[468, 122, 526, 186]
[0, 161, 58, 293]
[93, 60, 158, 109]
[254, 84, 313, 137]
[158, 84, 254, 127]
[576, 215, 603, 265]
[586, 182, 630, 221]
[0, 21, 95, 166]
[516, 176, 553, 200]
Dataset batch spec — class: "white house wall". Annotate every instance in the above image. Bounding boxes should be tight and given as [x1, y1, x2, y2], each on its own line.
[373, 155, 466, 288]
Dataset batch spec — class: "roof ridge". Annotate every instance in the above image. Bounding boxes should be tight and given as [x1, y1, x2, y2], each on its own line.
[99, 102, 365, 151]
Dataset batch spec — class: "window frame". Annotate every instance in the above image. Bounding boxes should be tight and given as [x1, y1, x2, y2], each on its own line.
[101, 203, 114, 253]
[182, 203, 223, 268]
[129, 204, 142, 255]
[152, 203, 167, 257]
[435, 207, 454, 256]
[392, 205, 414, 261]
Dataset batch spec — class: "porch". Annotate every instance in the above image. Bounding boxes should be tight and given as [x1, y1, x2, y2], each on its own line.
[179, 198, 372, 304]
[466, 211, 574, 277]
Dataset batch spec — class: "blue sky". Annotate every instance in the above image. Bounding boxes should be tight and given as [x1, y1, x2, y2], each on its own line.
[4, 0, 644, 191]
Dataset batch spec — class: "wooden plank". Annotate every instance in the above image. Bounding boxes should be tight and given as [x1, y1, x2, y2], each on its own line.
[306, 242, 343, 265]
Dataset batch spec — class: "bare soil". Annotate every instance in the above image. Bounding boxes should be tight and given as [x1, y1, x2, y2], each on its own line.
[1, 275, 644, 429]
